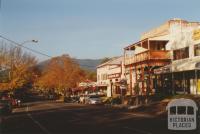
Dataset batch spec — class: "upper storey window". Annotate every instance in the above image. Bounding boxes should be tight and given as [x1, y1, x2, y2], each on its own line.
[173, 47, 189, 60]
[194, 44, 200, 56]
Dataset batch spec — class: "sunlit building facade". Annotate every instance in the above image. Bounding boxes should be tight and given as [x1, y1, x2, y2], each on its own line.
[97, 56, 124, 97]
[124, 19, 200, 96]
[154, 20, 200, 95]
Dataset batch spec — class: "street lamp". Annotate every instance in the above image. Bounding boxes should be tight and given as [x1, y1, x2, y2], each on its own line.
[20, 39, 39, 45]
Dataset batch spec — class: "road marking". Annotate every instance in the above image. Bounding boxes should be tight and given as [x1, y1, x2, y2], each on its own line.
[27, 113, 51, 134]
[26, 105, 51, 134]
[123, 126, 152, 134]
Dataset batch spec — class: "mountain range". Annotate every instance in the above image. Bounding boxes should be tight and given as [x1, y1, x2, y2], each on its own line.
[75, 59, 102, 71]
[37, 59, 102, 72]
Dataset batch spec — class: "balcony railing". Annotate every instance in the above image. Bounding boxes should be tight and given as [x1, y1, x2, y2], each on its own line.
[125, 50, 170, 65]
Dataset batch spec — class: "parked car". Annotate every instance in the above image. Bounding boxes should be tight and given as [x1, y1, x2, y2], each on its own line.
[64, 96, 79, 103]
[85, 95, 102, 104]
[1, 95, 21, 108]
[0, 99, 12, 115]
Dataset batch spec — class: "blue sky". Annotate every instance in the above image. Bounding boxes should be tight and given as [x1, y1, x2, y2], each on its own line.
[1, 0, 200, 61]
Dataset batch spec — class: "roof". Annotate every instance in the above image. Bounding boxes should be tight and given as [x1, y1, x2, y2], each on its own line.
[124, 38, 169, 50]
[97, 56, 123, 68]
[141, 19, 200, 40]
[124, 38, 148, 50]
[125, 19, 200, 51]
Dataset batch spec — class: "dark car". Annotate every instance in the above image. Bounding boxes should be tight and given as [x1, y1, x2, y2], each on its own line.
[64, 96, 79, 103]
[0, 100, 12, 115]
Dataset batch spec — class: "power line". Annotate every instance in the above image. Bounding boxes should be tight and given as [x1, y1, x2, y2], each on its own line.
[0, 35, 98, 68]
[0, 35, 52, 58]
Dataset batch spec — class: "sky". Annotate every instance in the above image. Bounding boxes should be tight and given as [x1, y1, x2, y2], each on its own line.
[0, 0, 200, 61]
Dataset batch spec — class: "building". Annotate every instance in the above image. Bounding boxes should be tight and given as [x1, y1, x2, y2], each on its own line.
[76, 80, 97, 95]
[155, 25, 200, 95]
[97, 56, 125, 97]
[124, 19, 200, 96]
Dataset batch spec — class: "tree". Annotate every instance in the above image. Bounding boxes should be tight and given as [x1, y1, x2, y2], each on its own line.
[84, 70, 97, 81]
[35, 55, 85, 93]
[0, 43, 37, 91]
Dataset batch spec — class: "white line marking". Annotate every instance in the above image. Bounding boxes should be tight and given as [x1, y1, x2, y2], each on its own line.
[27, 113, 51, 134]
[26, 105, 51, 134]
[123, 127, 152, 134]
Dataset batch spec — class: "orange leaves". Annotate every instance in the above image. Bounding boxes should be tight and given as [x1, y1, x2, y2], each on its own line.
[35, 55, 86, 91]
[0, 45, 37, 90]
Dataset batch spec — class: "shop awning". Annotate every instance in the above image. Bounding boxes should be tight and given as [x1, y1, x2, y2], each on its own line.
[96, 84, 108, 87]
[154, 64, 172, 74]
[172, 58, 200, 72]
[154, 58, 200, 74]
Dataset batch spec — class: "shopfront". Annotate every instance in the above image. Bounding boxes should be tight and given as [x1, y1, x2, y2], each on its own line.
[154, 62, 200, 95]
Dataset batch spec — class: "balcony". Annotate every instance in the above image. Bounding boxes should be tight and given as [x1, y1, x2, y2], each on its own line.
[125, 50, 170, 65]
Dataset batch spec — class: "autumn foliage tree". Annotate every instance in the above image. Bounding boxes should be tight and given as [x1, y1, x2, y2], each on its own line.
[0, 43, 37, 91]
[35, 55, 85, 93]
[84, 70, 97, 81]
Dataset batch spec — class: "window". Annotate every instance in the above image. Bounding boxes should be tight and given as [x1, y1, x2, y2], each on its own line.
[187, 106, 194, 115]
[194, 44, 200, 56]
[101, 74, 107, 80]
[177, 106, 186, 115]
[170, 106, 176, 115]
[173, 47, 189, 60]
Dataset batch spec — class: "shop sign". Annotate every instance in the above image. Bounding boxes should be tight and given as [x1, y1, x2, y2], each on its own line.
[193, 29, 200, 41]
[108, 73, 120, 79]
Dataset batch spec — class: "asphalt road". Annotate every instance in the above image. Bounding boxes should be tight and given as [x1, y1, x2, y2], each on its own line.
[0, 101, 199, 134]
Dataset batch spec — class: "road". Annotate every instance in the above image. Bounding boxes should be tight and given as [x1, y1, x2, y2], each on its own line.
[0, 101, 199, 134]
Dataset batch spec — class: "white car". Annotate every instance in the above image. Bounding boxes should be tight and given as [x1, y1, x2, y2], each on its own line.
[87, 96, 102, 104]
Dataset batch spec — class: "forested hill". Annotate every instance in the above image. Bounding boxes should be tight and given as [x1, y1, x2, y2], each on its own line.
[37, 59, 102, 72]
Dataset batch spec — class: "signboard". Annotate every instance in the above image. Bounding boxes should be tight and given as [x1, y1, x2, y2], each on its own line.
[193, 29, 200, 41]
[108, 73, 120, 79]
[166, 98, 198, 130]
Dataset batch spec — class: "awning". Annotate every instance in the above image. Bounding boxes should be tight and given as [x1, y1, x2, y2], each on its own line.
[172, 58, 200, 72]
[96, 84, 108, 87]
[154, 58, 200, 74]
[154, 64, 172, 74]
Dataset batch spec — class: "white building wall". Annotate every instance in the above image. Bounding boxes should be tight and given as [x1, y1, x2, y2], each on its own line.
[168, 25, 200, 95]
[97, 57, 125, 97]
[97, 65, 110, 86]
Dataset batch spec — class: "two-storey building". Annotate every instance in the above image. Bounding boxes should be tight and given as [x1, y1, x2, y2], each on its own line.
[124, 19, 200, 96]
[97, 56, 124, 97]
[155, 25, 200, 95]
